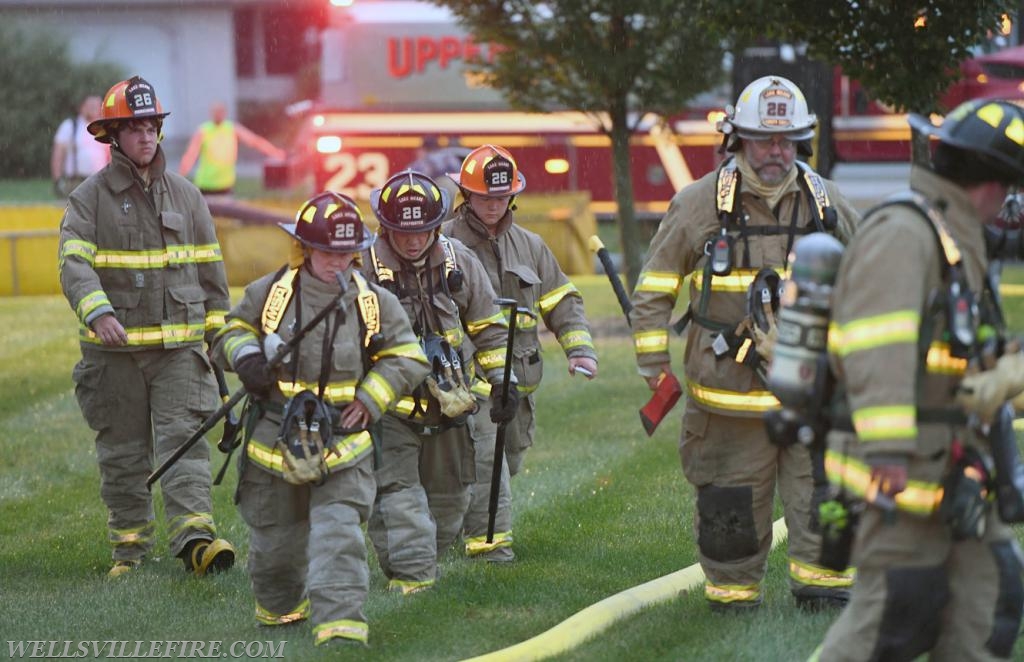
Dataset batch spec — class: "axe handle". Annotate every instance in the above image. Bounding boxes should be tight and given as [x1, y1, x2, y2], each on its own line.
[589, 236, 632, 325]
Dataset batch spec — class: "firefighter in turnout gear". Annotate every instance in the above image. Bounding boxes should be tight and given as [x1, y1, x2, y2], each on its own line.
[813, 101, 1024, 661]
[363, 170, 511, 592]
[59, 75, 236, 578]
[629, 76, 860, 611]
[211, 192, 428, 646]
[444, 144, 598, 562]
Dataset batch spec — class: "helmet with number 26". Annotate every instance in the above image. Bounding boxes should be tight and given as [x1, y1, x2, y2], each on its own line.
[87, 75, 171, 144]
[280, 191, 375, 253]
[718, 75, 817, 146]
[449, 144, 527, 197]
[371, 170, 451, 232]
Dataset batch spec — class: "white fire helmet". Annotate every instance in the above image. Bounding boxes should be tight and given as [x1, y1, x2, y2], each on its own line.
[718, 75, 817, 143]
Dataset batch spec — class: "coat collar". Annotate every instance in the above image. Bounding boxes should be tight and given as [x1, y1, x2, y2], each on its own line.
[105, 146, 167, 194]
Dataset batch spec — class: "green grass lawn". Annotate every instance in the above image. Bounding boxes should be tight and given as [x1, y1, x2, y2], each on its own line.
[2, 267, 1023, 661]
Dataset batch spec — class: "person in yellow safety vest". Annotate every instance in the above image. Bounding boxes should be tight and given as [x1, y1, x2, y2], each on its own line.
[178, 101, 286, 195]
[629, 75, 860, 612]
[810, 100, 1024, 661]
[443, 144, 599, 563]
[362, 170, 514, 594]
[59, 75, 236, 578]
[210, 191, 429, 647]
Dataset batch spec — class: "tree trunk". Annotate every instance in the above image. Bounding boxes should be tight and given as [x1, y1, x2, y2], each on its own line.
[609, 110, 642, 290]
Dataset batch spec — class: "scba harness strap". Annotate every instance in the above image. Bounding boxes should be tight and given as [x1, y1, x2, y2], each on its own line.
[699, 158, 835, 371]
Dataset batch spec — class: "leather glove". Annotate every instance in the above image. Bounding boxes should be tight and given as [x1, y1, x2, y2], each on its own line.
[234, 352, 275, 398]
[752, 324, 778, 363]
[489, 383, 520, 424]
[957, 352, 1024, 422]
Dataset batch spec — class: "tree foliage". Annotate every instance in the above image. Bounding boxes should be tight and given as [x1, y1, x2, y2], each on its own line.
[0, 23, 124, 178]
[432, 0, 726, 287]
[700, 0, 1013, 115]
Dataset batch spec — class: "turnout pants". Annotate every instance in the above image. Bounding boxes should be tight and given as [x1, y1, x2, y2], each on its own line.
[237, 457, 375, 645]
[72, 346, 220, 561]
[814, 505, 1024, 661]
[367, 415, 475, 591]
[681, 401, 851, 606]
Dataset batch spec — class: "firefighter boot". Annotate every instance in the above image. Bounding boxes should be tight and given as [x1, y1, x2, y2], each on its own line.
[793, 585, 850, 611]
[181, 538, 236, 576]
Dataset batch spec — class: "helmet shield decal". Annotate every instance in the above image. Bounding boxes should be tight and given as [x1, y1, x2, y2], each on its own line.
[124, 77, 159, 116]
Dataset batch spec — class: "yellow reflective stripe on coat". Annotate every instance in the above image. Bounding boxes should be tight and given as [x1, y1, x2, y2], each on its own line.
[80, 322, 205, 346]
[692, 267, 783, 293]
[205, 310, 227, 332]
[61, 239, 98, 266]
[476, 347, 506, 371]
[360, 371, 396, 410]
[374, 341, 429, 364]
[517, 310, 538, 329]
[168, 512, 216, 540]
[246, 432, 373, 474]
[704, 582, 760, 603]
[789, 558, 855, 588]
[852, 405, 917, 441]
[313, 619, 368, 645]
[926, 341, 967, 376]
[255, 599, 310, 626]
[278, 380, 358, 403]
[686, 378, 780, 412]
[636, 270, 682, 296]
[77, 290, 110, 321]
[93, 243, 223, 268]
[832, 310, 919, 357]
[634, 329, 669, 354]
[824, 449, 944, 515]
[538, 282, 580, 315]
[466, 311, 508, 335]
[108, 522, 155, 545]
[558, 328, 594, 352]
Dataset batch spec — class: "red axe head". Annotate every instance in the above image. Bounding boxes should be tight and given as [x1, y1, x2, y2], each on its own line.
[639, 372, 683, 436]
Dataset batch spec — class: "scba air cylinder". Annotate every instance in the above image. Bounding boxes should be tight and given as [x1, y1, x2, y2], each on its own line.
[765, 232, 845, 447]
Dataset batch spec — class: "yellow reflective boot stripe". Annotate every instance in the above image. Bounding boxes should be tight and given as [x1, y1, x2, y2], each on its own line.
[313, 619, 368, 645]
[686, 379, 780, 412]
[852, 405, 917, 440]
[360, 371, 396, 410]
[539, 282, 580, 315]
[824, 450, 944, 515]
[636, 271, 682, 296]
[388, 578, 435, 595]
[634, 329, 668, 354]
[465, 531, 513, 555]
[77, 290, 111, 321]
[93, 243, 223, 268]
[704, 582, 760, 603]
[834, 310, 919, 357]
[467, 312, 508, 335]
[246, 432, 372, 473]
[789, 558, 855, 587]
[255, 599, 310, 626]
[558, 329, 595, 352]
[168, 513, 216, 540]
[693, 267, 782, 293]
[476, 347, 506, 371]
[108, 522, 155, 545]
[926, 341, 967, 376]
[62, 239, 98, 266]
[80, 322, 206, 346]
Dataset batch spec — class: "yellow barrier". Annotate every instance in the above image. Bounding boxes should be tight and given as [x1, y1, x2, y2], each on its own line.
[0, 204, 65, 296]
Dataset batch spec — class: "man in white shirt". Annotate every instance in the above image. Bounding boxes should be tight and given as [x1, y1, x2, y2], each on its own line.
[51, 95, 109, 197]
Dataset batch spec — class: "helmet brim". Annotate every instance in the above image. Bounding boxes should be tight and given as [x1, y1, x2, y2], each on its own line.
[278, 223, 376, 253]
[733, 126, 816, 142]
[87, 113, 170, 143]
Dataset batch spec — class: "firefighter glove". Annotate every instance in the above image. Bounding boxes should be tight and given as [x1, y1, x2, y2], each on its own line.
[490, 383, 520, 424]
[235, 352, 275, 398]
[752, 323, 777, 363]
[957, 352, 1024, 422]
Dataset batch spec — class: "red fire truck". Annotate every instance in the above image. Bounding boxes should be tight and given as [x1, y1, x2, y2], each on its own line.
[277, 1, 1023, 217]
